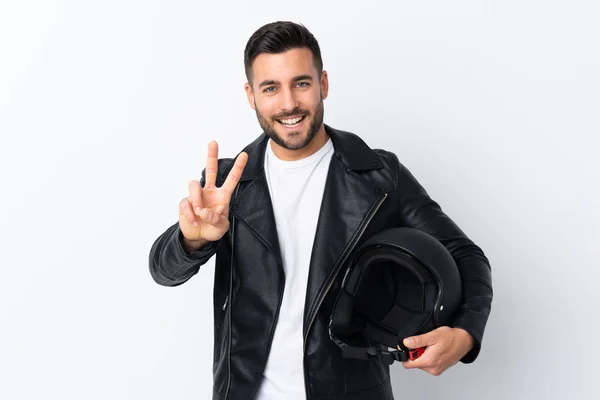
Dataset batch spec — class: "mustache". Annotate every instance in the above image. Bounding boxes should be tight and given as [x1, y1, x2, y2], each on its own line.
[272, 108, 309, 120]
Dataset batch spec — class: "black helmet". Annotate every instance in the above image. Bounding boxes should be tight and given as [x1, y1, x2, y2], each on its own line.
[328, 227, 462, 365]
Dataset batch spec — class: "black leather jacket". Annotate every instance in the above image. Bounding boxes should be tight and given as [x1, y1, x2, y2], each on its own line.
[149, 125, 493, 400]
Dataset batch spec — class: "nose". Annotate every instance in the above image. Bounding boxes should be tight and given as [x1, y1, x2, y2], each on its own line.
[279, 87, 298, 112]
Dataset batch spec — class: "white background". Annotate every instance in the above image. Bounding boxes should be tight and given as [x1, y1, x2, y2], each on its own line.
[1, 1, 598, 399]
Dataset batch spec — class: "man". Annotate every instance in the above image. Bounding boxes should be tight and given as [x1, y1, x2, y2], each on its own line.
[149, 21, 493, 400]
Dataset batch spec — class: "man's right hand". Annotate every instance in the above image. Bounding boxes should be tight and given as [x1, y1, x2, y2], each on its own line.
[179, 141, 248, 252]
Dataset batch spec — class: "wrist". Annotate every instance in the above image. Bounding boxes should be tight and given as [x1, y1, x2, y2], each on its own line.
[182, 237, 209, 253]
[453, 327, 475, 352]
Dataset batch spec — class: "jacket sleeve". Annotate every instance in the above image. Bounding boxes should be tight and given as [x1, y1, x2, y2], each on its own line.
[148, 222, 221, 286]
[148, 167, 222, 287]
[392, 155, 493, 364]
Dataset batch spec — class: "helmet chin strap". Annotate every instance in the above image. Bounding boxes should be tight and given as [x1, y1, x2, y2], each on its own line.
[328, 331, 414, 365]
[328, 311, 431, 365]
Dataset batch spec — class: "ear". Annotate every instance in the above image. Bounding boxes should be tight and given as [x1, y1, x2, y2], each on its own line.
[244, 82, 256, 110]
[320, 70, 329, 100]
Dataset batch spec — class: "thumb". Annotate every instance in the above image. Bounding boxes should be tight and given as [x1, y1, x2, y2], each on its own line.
[199, 208, 220, 225]
[403, 332, 436, 349]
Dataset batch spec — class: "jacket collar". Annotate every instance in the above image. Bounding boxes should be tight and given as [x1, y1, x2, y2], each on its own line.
[220, 124, 383, 182]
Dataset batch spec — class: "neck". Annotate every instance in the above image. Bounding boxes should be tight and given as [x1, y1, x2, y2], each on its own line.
[270, 125, 329, 161]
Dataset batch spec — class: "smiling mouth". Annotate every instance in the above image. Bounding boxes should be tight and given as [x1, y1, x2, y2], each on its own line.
[276, 115, 306, 128]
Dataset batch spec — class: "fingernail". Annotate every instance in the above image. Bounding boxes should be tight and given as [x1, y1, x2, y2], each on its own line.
[193, 221, 198, 227]
[404, 338, 413, 346]
[195, 207, 202, 215]
[201, 209, 210, 220]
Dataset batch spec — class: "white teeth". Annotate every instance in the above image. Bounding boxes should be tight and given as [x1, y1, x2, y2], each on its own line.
[280, 116, 303, 125]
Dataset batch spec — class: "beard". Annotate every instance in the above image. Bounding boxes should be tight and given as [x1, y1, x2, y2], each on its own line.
[255, 97, 324, 151]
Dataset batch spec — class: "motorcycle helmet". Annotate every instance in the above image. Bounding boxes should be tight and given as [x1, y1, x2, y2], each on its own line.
[328, 227, 462, 364]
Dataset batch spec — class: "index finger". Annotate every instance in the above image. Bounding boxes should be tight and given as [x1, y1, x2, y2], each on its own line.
[221, 152, 248, 194]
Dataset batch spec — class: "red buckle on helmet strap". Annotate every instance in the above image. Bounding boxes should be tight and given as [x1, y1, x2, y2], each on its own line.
[409, 347, 425, 360]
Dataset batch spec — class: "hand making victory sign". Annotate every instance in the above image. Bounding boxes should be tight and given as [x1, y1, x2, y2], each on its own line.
[179, 141, 248, 252]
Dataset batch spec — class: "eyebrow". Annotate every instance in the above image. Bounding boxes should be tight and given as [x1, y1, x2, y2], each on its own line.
[258, 75, 314, 88]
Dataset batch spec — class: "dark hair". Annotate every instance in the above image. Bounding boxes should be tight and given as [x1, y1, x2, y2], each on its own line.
[244, 21, 323, 85]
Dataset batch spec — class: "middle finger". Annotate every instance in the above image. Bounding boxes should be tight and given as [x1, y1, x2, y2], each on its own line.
[188, 180, 203, 215]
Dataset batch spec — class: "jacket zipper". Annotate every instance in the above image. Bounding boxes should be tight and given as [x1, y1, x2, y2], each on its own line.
[224, 184, 240, 399]
[302, 192, 388, 397]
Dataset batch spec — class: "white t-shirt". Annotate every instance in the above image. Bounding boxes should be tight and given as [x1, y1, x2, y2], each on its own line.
[256, 137, 334, 400]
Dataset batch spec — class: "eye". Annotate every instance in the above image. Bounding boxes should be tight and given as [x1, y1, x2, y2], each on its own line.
[263, 86, 277, 93]
[296, 82, 309, 88]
